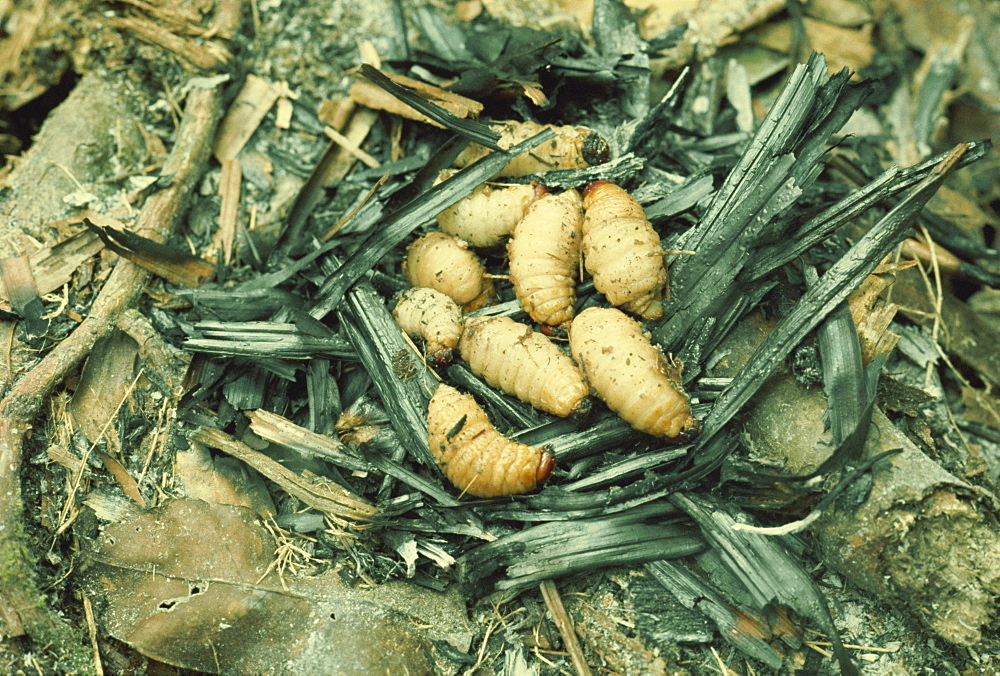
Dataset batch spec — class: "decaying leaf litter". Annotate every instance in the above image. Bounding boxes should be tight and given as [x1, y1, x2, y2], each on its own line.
[1, 0, 999, 673]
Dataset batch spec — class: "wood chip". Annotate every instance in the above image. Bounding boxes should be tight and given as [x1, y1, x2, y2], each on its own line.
[97, 451, 146, 507]
[847, 268, 902, 365]
[213, 157, 242, 265]
[323, 125, 380, 169]
[317, 107, 379, 188]
[190, 425, 377, 523]
[0, 253, 41, 317]
[349, 71, 484, 129]
[212, 74, 281, 161]
[317, 98, 355, 129]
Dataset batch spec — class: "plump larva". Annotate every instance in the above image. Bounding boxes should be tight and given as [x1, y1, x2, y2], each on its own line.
[392, 287, 463, 365]
[507, 189, 584, 328]
[402, 231, 495, 312]
[427, 384, 554, 497]
[454, 120, 610, 178]
[435, 171, 542, 248]
[582, 180, 667, 320]
[569, 307, 695, 438]
[459, 315, 589, 417]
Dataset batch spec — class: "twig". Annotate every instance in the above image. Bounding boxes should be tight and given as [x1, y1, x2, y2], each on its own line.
[0, 85, 222, 647]
[539, 579, 591, 676]
[81, 592, 104, 676]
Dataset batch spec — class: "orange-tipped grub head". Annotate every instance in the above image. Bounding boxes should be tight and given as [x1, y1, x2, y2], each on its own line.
[536, 451, 555, 484]
[583, 179, 614, 199]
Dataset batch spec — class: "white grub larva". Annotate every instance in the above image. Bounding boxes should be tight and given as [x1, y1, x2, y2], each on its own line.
[392, 287, 463, 365]
[454, 120, 611, 178]
[507, 188, 584, 329]
[427, 384, 554, 497]
[569, 307, 695, 439]
[582, 180, 668, 320]
[459, 315, 589, 417]
[435, 171, 542, 248]
[402, 231, 495, 312]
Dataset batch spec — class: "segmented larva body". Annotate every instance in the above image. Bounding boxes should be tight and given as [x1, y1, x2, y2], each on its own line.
[403, 231, 495, 312]
[392, 287, 463, 365]
[582, 180, 667, 320]
[455, 120, 610, 178]
[569, 307, 695, 439]
[507, 189, 584, 328]
[459, 315, 589, 417]
[427, 384, 554, 497]
[435, 170, 542, 248]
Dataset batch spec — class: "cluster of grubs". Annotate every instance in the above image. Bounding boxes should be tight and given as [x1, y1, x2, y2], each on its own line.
[392, 121, 696, 498]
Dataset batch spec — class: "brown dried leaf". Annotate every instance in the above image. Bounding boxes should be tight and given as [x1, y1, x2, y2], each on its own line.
[751, 17, 875, 74]
[926, 185, 1000, 240]
[174, 441, 276, 518]
[69, 330, 139, 450]
[84, 219, 215, 288]
[894, 267, 1000, 387]
[847, 269, 900, 366]
[83, 499, 469, 674]
[803, 0, 871, 27]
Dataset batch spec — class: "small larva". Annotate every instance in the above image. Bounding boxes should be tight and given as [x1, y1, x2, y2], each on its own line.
[427, 384, 554, 497]
[569, 307, 695, 439]
[454, 120, 610, 178]
[459, 315, 589, 417]
[435, 170, 542, 248]
[402, 231, 495, 312]
[392, 287, 463, 365]
[582, 180, 667, 320]
[507, 188, 584, 328]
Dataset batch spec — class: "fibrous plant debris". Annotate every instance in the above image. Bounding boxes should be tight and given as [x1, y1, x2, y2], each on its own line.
[1, 0, 1000, 674]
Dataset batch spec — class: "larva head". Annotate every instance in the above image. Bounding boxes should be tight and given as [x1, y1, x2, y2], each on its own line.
[580, 132, 611, 167]
[536, 450, 555, 485]
[582, 180, 617, 206]
[539, 323, 560, 338]
[427, 346, 456, 368]
[567, 396, 591, 420]
[666, 413, 699, 443]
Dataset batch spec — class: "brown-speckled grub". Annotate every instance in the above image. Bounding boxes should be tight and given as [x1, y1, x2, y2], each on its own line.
[427, 384, 553, 497]
[570, 307, 695, 439]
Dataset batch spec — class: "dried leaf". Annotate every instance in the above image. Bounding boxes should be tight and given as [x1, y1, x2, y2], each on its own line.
[174, 441, 276, 518]
[84, 218, 216, 288]
[751, 17, 875, 74]
[69, 330, 139, 450]
[83, 499, 469, 673]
